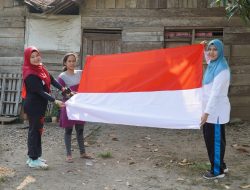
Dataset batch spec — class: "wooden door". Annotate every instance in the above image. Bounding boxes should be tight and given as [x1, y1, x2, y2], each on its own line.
[81, 30, 122, 66]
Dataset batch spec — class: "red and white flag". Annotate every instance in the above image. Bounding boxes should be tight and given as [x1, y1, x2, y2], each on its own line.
[66, 44, 203, 129]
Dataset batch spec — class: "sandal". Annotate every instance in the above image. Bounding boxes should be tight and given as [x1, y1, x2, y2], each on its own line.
[66, 156, 73, 163]
[80, 153, 93, 159]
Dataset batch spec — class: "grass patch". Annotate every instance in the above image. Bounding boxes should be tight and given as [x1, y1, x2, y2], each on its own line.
[97, 151, 112, 159]
[0, 176, 6, 183]
[189, 162, 210, 171]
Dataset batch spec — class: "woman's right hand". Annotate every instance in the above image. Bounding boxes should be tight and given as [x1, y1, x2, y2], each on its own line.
[54, 100, 65, 108]
[200, 113, 209, 128]
[200, 40, 208, 45]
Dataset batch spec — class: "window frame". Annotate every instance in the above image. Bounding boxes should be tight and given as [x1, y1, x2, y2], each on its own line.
[164, 27, 224, 48]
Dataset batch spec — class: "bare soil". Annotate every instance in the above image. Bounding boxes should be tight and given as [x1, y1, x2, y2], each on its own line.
[0, 120, 249, 190]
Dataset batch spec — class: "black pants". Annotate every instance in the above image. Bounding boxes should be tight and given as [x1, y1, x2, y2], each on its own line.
[27, 116, 44, 160]
[203, 123, 226, 175]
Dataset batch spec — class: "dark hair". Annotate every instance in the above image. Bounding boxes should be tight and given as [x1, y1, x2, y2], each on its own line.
[62, 53, 78, 71]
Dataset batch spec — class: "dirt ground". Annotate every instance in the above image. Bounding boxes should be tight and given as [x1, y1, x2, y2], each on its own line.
[0, 119, 250, 190]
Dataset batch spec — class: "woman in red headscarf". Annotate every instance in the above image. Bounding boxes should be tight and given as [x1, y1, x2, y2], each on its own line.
[22, 46, 66, 169]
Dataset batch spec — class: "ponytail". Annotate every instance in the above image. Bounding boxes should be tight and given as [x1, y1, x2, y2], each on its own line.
[63, 66, 67, 72]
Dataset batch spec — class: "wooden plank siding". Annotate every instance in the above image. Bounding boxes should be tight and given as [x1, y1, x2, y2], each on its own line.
[0, 0, 4, 10]
[0, 6, 25, 17]
[0, 17, 25, 28]
[39, 50, 75, 77]
[224, 26, 250, 120]
[0, 1, 25, 73]
[122, 28, 164, 52]
[88, 0, 209, 9]
[81, 17, 244, 28]
[0, 57, 23, 74]
[3, 0, 14, 8]
[0, 2, 26, 119]
[96, 0, 163, 9]
[81, 8, 226, 17]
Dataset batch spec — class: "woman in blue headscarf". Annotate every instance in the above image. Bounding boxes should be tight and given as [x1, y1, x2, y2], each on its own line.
[200, 39, 231, 179]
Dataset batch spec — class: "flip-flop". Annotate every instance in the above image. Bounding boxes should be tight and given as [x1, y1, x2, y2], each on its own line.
[66, 157, 73, 163]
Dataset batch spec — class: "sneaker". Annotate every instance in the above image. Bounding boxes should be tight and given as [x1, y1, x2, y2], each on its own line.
[203, 171, 225, 179]
[28, 159, 48, 169]
[26, 157, 46, 165]
[26, 158, 31, 165]
[206, 167, 229, 174]
[224, 168, 229, 173]
[38, 157, 47, 163]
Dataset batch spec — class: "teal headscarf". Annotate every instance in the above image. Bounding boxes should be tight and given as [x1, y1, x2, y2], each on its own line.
[203, 39, 230, 85]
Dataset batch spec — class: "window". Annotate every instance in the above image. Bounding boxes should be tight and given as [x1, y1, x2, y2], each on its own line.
[164, 28, 223, 48]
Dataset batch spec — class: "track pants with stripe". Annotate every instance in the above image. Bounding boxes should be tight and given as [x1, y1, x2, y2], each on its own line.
[203, 123, 226, 175]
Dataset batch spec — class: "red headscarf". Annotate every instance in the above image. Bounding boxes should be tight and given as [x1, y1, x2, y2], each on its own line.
[21, 46, 51, 98]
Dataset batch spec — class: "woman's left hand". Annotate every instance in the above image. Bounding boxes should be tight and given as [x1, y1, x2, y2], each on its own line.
[54, 100, 65, 108]
[200, 113, 209, 127]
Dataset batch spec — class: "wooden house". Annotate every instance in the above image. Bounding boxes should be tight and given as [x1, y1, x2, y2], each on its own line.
[0, 0, 249, 121]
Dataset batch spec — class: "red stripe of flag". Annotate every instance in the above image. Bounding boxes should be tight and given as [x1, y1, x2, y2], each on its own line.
[78, 44, 203, 93]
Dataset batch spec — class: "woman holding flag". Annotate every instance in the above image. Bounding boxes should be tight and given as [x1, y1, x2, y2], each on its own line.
[22, 46, 66, 169]
[58, 53, 93, 163]
[200, 39, 231, 179]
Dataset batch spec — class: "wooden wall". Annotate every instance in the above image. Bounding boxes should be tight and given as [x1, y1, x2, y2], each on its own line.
[84, 0, 208, 9]
[40, 50, 75, 77]
[80, 0, 250, 120]
[224, 27, 250, 120]
[0, 0, 25, 73]
[0, 2, 66, 77]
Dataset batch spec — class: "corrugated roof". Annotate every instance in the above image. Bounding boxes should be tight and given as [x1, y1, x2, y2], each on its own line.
[24, 0, 82, 14]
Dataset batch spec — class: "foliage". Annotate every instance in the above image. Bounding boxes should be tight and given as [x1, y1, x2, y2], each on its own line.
[45, 104, 59, 119]
[50, 104, 60, 117]
[211, 0, 250, 24]
[97, 151, 112, 159]
[0, 176, 6, 183]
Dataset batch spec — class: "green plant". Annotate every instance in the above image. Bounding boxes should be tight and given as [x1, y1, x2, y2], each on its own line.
[97, 151, 112, 159]
[211, 0, 250, 24]
[50, 104, 60, 117]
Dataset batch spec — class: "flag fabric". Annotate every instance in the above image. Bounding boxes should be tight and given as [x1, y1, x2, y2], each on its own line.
[66, 44, 204, 129]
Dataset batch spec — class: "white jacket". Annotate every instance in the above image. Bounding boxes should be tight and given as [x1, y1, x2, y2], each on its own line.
[202, 69, 231, 124]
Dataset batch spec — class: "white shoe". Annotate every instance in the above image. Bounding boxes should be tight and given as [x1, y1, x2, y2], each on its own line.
[28, 159, 48, 169]
[26, 157, 46, 165]
[38, 157, 47, 163]
[224, 168, 229, 173]
[26, 158, 31, 165]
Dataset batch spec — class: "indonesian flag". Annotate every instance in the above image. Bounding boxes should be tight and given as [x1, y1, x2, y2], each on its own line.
[66, 44, 203, 129]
